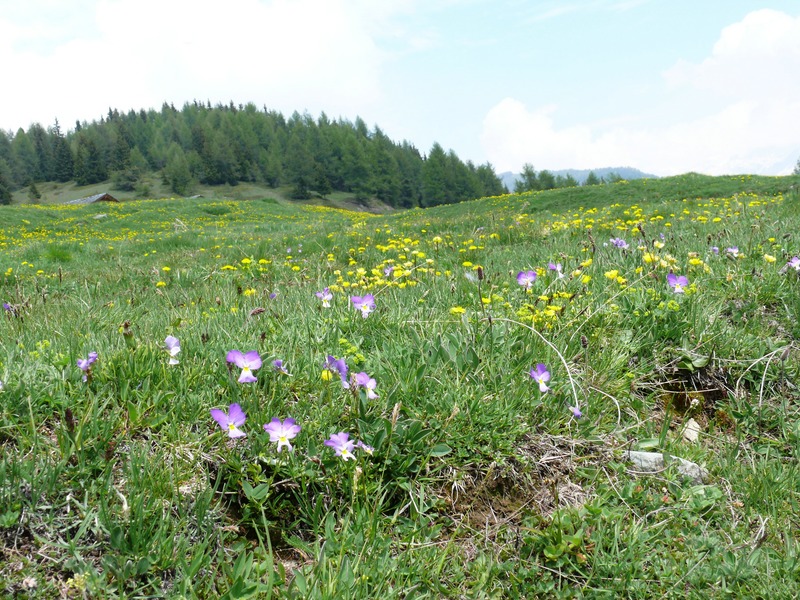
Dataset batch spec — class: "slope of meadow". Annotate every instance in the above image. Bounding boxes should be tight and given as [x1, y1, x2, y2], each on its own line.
[1, 174, 799, 598]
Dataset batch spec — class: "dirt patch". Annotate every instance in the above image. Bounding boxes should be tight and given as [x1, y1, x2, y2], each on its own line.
[442, 435, 609, 531]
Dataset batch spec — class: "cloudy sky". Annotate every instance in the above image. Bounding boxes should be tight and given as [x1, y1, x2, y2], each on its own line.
[2, 0, 799, 176]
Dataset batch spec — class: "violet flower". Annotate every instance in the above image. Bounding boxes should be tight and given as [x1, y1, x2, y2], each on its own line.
[667, 273, 688, 294]
[315, 287, 333, 308]
[356, 440, 374, 455]
[210, 403, 247, 438]
[77, 352, 98, 382]
[227, 350, 262, 383]
[517, 271, 536, 290]
[272, 359, 292, 376]
[529, 363, 550, 393]
[548, 262, 564, 278]
[787, 256, 800, 272]
[351, 294, 376, 318]
[324, 355, 350, 388]
[263, 417, 301, 452]
[354, 372, 379, 399]
[324, 432, 356, 461]
[569, 405, 582, 419]
[726, 246, 739, 258]
[164, 335, 180, 365]
[610, 237, 629, 249]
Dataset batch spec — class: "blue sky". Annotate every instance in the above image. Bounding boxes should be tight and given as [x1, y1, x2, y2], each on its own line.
[2, 0, 799, 176]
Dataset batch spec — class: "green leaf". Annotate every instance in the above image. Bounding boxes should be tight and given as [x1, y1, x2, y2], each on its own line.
[430, 443, 452, 457]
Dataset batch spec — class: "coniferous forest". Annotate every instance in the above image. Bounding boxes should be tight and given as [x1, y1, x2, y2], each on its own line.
[0, 101, 507, 207]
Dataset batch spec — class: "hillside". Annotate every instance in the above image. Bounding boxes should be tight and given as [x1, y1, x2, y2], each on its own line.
[0, 102, 506, 210]
[1, 173, 800, 597]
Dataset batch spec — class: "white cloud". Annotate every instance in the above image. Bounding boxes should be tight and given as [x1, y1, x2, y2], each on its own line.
[482, 9, 800, 176]
[0, 0, 410, 131]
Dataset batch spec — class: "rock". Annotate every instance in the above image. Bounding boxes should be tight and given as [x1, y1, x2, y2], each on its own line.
[625, 450, 708, 484]
[682, 418, 701, 443]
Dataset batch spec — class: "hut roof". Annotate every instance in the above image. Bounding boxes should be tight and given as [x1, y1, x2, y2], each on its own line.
[65, 192, 119, 205]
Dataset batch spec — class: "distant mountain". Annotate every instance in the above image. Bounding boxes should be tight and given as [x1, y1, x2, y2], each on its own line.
[500, 166, 658, 192]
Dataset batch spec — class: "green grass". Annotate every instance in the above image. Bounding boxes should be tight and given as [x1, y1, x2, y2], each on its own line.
[2, 173, 800, 598]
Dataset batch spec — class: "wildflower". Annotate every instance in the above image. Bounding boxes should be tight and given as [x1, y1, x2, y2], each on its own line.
[764, 254, 776, 263]
[77, 352, 98, 382]
[210, 403, 247, 438]
[711, 246, 719, 255]
[788, 256, 800, 271]
[356, 440, 374, 455]
[351, 294, 376, 318]
[569, 405, 582, 419]
[450, 306, 466, 315]
[548, 262, 564, 278]
[517, 271, 537, 289]
[324, 355, 350, 388]
[164, 335, 180, 365]
[726, 246, 739, 258]
[529, 363, 550, 393]
[353, 372, 379, 399]
[316, 287, 333, 308]
[272, 359, 292, 376]
[384, 265, 395, 277]
[610, 237, 629, 249]
[263, 417, 301, 452]
[324, 432, 356, 460]
[226, 350, 262, 383]
[666, 273, 688, 294]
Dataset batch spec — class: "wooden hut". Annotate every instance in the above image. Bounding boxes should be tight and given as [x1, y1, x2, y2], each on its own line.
[65, 192, 119, 205]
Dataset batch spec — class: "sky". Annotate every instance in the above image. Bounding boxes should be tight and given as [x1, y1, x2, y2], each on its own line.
[1, 0, 799, 177]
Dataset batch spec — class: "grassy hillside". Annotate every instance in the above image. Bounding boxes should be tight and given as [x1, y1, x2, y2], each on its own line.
[11, 174, 396, 214]
[1, 173, 800, 597]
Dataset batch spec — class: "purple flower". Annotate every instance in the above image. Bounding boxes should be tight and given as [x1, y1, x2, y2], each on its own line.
[210, 403, 247, 438]
[529, 363, 550, 393]
[324, 355, 350, 388]
[383, 265, 394, 277]
[787, 256, 800, 272]
[667, 273, 688, 293]
[517, 271, 536, 289]
[272, 359, 292, 376]
[324, 432, 356, 460]
[711, 246, 719, 255]
[269, 292, 278, 300]
[226, 350, 262, 383]
[164, 335, 180, 365]
[2, 302, 10, 311]
[569, 405, 582, 419]
[726, 246, 739, 258]
[77, 352, 98, 382]
[610, 237, 629, 249]
[351, 294, 376, 318]
[547, 262, 564, 278]
[356, 440, 374, 455]
[263, 417, 301, 452]
[354, 372, 379, 399]
[315, 287, 333, 308]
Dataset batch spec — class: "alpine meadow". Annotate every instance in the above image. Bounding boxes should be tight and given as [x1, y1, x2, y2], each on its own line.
[2, 143, 800, 597]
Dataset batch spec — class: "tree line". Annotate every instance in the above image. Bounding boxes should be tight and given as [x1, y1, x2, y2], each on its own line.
[0, 101, 507, 207]
[512, 163, 624, 193]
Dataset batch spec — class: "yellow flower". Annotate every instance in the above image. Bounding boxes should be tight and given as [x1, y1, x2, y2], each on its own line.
[156, 281, 167, 287]
[321, 369, 333, 382]
[243, 288, 257, 296]
[604, 270, 619, 280]
[162, 266, 171, 272]
[450, 306, 466, 315]
[764, 254, 776, 263]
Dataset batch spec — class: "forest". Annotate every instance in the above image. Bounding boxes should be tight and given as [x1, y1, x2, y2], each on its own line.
[0, 101, 508, 208]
